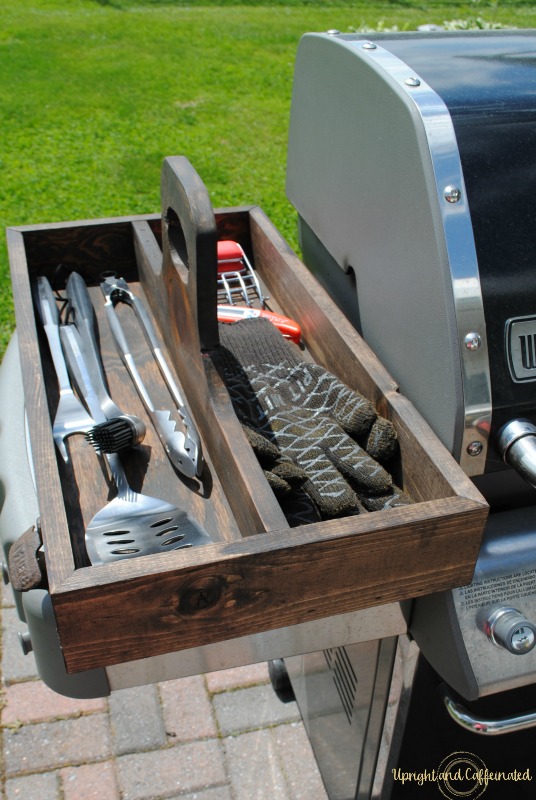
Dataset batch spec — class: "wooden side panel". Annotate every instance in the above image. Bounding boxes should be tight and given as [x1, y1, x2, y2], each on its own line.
[18, 215, 158, 282]
[53, 496, 486, 673]
[6, 228, 75, 588]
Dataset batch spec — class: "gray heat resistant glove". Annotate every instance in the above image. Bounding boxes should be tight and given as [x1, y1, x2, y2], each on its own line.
[240, 424, 323, 526]
[218, 318, 412, 523]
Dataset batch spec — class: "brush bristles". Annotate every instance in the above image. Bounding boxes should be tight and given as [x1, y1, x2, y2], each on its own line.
[85, 416, 145, 453]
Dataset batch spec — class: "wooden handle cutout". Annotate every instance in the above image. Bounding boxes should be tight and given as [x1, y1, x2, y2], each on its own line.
[161, 156, 219, 351]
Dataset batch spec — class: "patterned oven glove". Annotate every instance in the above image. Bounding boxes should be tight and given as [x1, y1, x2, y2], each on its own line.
[218, 318, 412, 525]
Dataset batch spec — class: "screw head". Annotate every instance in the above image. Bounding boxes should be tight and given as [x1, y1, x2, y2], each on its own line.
[467, 441, 484, 457]
[445, 185, 462, 203]
[362, 41, 377, 50]
[404, 77, 421, 87]
[464, 332, 482, 351]
[327, 29, 341, 36]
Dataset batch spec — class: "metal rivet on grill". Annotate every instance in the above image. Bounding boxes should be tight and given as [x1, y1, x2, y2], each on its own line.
[464, 332, 482, 351]
[467, 441, 484, 457]
[363, 42, 377, 50]
[444, 185, 462, 203]
[404, 77, 421, 87]
[327, 29, 341, 36]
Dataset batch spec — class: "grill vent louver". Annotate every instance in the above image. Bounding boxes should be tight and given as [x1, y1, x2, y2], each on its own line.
[325, 647, 358, 724]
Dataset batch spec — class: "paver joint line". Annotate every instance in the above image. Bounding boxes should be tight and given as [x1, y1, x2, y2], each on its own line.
[1, 592, 328, 798]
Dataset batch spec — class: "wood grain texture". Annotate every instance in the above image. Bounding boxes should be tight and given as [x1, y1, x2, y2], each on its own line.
[160, 156, 219, 351]
[52, 496, 484, 672]
[14, 215, 159, 285]
[133, 219, 289, 538]
[6, 228, 75, 590]
[6, 157, 488, 672]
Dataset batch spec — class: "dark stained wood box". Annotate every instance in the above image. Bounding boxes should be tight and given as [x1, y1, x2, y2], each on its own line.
[6, 156, 488, 674]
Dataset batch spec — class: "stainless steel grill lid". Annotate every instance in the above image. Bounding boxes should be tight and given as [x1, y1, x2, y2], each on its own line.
[287, 30, 536, 478]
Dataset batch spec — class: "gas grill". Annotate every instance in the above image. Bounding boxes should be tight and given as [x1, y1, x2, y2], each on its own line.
[282, 28, 536, 798]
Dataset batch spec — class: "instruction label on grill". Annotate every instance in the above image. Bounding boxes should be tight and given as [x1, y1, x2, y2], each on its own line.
[455, 569, 536, 611]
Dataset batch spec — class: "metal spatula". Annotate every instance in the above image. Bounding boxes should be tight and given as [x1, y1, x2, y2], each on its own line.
[84, 451, 210, 565]
[60, 323, 211, 564]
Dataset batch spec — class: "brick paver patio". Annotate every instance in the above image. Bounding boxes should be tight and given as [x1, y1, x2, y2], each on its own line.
[1, 580, 328, 800]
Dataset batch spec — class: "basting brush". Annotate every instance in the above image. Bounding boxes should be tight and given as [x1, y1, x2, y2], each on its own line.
[85, 414, 146, 454]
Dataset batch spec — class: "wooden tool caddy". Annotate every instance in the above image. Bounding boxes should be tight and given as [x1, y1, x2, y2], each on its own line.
[6, 156, 488, 674]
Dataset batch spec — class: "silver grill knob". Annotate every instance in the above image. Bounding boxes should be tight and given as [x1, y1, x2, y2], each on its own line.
[498, 419, 536, 488]
[485, 607, 536, 655]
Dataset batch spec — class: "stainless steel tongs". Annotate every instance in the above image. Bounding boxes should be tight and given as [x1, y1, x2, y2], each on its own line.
[100, 274, 203, 480]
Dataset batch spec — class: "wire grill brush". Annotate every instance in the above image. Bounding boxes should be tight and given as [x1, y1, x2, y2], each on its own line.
[85, 415, 146, 454]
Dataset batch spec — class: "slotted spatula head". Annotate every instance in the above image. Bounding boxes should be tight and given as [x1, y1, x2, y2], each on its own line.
[85, 492, 211, 565]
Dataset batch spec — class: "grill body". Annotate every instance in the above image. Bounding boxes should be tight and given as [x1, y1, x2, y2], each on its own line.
[284, 29, 536, 798]
[287, 30, 536, 478]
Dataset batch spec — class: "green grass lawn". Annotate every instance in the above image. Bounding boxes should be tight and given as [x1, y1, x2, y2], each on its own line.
[2, 0, 535, 354]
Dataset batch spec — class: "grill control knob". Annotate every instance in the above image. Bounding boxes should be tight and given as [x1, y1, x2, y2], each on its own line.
[497, 419, 536, 488]
[485, 607, 536, 655]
